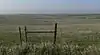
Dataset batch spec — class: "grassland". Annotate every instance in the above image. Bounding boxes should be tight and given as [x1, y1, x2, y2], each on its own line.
[0, 14, 100, 44]
[0, 14, 100, 55]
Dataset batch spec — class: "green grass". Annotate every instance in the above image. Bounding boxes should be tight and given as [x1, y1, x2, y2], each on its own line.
[0, 42, 100, 55]
[1, 24, 100, 45]
[0, 14, 100, 54]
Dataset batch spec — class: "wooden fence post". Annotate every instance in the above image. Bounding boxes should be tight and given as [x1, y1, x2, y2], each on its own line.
[19, 27, 22, 45]
[23, 23, 58, 44]
[24, 26, 28, 43]
[54, 23, 57, 44]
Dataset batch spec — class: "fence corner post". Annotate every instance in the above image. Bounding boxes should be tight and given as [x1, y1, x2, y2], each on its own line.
[19, 26, 22, 46]
[54, 23, 57, 44]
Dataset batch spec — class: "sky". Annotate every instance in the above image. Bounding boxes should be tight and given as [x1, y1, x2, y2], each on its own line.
[0, 0, 100, 14]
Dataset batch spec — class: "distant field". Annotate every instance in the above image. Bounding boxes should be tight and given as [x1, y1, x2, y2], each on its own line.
[0, 14, 100, 45]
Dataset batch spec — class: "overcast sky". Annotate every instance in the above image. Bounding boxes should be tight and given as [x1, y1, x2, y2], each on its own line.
[0, 0, 100, 14]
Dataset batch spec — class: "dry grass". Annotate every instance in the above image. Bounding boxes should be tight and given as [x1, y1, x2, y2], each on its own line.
[0, 41, 100, 55]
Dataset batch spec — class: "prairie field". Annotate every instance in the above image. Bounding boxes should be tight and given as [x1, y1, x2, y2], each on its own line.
[0, 14, 100, 55]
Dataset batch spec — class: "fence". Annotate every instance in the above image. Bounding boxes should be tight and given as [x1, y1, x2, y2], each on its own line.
[19, 23, 58, 45]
